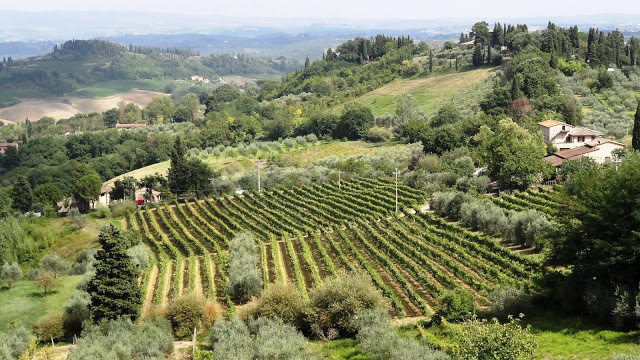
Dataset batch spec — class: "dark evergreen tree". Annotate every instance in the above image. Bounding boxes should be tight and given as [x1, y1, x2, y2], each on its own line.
[428, 48, 433, 73]
[633, 100, 640, 151]
[87, 225, 141, 322]
[472, 44, 484, 66]
[304, 57, 310, 68]
[167, 136, 188, 196]
[487, 45, 492, 64]
[12, 176, 33, 213]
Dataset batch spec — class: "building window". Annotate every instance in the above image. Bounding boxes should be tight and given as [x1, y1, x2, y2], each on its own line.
[578, 136, 584, 142]
[562, 125, 565, 131]
[591, 136, 595, 140]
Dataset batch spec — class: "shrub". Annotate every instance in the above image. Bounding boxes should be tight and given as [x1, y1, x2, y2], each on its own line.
[255, 283, 306, 327]
[454, 315, 537, 360]
[505, 210, 551, 247]
[167, 294, 221, 338]
[110, 200, 137, 218]
[365, 127, 392, 142]
[306, 270, 388, 335]
[417, 154, 440, 173]
[68, 317, 173, 360]
[209, 317, 253, 360]
[34, 271, 61, 295]
[127, 245, 150, 274]
[227, 232, 261, 302]
[488, 287, 532, 320]
[431, 191, 472, 220]
[69, 248, 97, 275]
[354, 310, 450, 360]
[94, 204, 111, 219]
[33, 314, 64, 344]
[26, 267, 42, 281]
[68, 208, 86, 229]
[209, 317, 317, 360]
[1, 262, 22, 288]
[63, 290, 92, 337]
[295, 136, 307, 146]
[0, 326, 33, 359]
[434, 288, 477, 322]
[39, 254, 70, 278]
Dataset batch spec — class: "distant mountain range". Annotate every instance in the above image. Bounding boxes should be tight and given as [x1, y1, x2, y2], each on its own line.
[1, 11, 639, 60]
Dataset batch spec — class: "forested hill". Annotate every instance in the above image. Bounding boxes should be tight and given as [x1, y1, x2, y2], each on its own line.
[0, 39, 301, 104]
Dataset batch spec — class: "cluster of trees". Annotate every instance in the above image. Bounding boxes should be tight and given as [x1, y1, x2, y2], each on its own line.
[1, 39, 300, 99]
[328, 35, 415, 64]
[550, 153, 640, 330]
[201, 53, 300, 75]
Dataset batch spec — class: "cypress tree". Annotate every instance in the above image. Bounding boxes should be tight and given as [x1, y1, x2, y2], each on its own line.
[428, 48, 433, 73]
[304, 57, 310, 68]
[12, 176, 33, 213]
[168, 136, 188, 196]
[633, 100, 640, 151]
[87, 225, 141, 322]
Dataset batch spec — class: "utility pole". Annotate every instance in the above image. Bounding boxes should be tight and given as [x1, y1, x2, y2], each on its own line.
[613, 153, 622, 171]
[393, 168, 400, 213]
[256, 159, 262, 192]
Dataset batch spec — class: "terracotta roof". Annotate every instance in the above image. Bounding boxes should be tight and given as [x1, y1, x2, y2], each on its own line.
[568, 127, 602, 136]
[586, 139, 625, 147]
[115, 123, 146, 129]
[538, 120, 566, 128]
[101, 185, 112, 194]
[545, 146, 598, 167]
[0, 142, 18, 147]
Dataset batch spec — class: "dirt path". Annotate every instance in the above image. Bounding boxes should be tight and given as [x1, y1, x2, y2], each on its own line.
[207, 255, 216, 299]
[193, 257, 202, 296]
[177, 259, 185, 296]
[161, 261, 173, 308]
[276, 241, 290, 284]
[140, 264, 159, 318]
[121, 218, 129, 230]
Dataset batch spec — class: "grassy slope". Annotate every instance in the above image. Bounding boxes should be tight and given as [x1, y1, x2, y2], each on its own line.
[0, 216, 119, 332]
[336, 67, 497, 117]
[104, 140, 393, 186]
[415, 310, 640, 359]
[0, 276, 81, 332]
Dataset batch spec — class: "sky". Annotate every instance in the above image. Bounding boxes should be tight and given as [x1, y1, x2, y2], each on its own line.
[2, 0, 639, 20]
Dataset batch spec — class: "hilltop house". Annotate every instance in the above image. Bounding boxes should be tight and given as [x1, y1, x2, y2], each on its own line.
[458, 40, 475, 50]
[0, 142, 18, 154]
[545, 139, 625, 168]
[538, 120, 603, 150]
[189, 75, 210, 84]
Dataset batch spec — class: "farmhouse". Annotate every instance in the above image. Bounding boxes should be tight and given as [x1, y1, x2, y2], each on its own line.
[458, 40, 475, 50]
[538, 120, 603, 150]
[97, 185, 112, 208]
[0, 142, 18, 154]
[544, 138, 625, 168]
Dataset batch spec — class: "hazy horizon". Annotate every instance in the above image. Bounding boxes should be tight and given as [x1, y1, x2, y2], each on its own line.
[2, 1, 640, 20]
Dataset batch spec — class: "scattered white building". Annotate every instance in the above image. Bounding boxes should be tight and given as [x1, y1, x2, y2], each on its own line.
[538, 120, 604, 150]
[545, 139, 625, 168]
[189, 75, 210, 84]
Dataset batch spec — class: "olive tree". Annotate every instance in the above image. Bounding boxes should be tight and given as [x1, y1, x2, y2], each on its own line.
[227, 232, 261, 302]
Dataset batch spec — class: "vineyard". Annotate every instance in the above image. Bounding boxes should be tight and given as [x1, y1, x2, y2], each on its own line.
[127, 178, 543, 319]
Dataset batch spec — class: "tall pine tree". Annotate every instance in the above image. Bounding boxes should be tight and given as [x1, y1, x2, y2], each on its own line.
[87, 225, 141, 322]
[633, 100, 640, 151]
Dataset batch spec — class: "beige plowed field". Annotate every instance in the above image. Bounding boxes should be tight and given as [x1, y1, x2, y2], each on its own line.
[0, 89, 163, 124]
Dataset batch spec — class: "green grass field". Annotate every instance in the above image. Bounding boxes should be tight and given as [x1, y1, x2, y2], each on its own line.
[411, 310, 640, 360]
[105, 140, 392, 186]
[336, 67, 497, 117]
[70, 80, 175, 98]
[0, 276, 82, 332]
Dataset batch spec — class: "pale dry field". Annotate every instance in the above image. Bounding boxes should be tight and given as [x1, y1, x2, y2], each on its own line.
[0, 90, 163, 123]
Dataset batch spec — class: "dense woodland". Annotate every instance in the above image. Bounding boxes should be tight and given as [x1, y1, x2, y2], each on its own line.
[1, 20, 640, 360]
